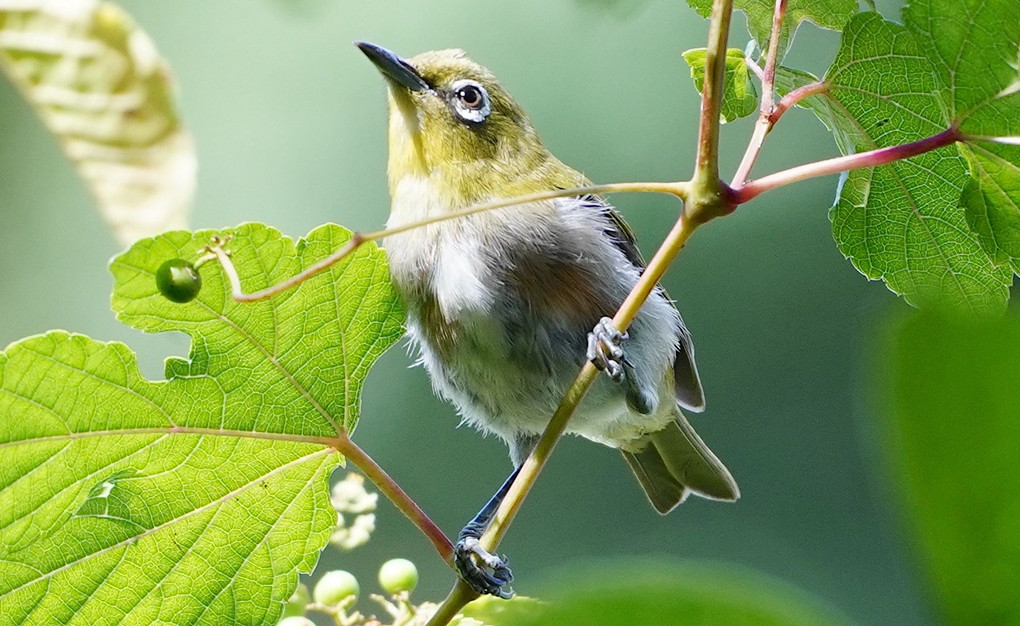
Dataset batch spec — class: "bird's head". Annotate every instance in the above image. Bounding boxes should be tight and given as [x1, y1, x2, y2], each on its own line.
[357, 42, 574, 207]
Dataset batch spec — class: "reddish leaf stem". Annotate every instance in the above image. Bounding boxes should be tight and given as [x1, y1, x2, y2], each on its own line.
[760, 0, 787, 114]
[733, 126, 963, 204]
[333, 434, 456, 564]
[769, 80, 830, 124]
[732, 120, 771, 187]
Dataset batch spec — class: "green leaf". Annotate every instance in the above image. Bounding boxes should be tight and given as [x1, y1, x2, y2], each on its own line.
[901, 0, 1020, 272]
[0, 2, 195, 244]
[903, 0, 1020, 122]
[884, 309, 1020, 624]
[513, 559, 851, 626]
[682, 47, 759, 123]
[0, 223, 405, 623]
[815, 13, 1009, 311]
[685, 0, 859, 56]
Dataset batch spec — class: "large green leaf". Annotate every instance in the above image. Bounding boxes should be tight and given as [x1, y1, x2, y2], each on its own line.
[820, 13, 1009, 311]
[682, 47, 759, 123]
[901, 0, 1020, 273]
[884, 310, 1020, 624]
[772, 10, 1020, 309]
[0, 223, 404, 624]
[0, 1, 195, 244]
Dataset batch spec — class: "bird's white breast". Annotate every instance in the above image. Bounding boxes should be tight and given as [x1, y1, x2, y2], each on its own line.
[386, 175, 494, 319]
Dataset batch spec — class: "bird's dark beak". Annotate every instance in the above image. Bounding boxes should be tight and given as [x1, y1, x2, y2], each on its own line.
[356, 41, 429, 92]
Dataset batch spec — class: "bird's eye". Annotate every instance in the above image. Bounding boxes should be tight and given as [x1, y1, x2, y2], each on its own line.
[449, 79, 491, 124]
[457, 85, 484, 109]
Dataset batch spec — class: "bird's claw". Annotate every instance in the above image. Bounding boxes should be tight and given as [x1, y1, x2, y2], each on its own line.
[587, 317, 630, 382]
[454, 536, 514, 599]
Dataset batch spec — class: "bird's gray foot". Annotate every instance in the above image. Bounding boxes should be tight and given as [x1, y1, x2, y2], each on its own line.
[454, 535, 514, 599]
[587, 316, 629, 382]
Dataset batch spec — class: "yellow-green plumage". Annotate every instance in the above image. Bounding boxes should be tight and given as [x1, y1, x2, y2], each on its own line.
[386, 49, 583, 208]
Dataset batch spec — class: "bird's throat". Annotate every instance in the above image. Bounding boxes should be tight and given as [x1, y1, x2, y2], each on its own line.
[386, 90, 429, 185]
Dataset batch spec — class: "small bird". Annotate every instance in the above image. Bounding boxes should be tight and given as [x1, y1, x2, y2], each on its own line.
[357, 42, 738, 598]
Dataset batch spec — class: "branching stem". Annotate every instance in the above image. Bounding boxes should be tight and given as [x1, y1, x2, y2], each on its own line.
[732, 119, 771, 188]
[733, 0, 797, 187]
[731, 80, 830, 187]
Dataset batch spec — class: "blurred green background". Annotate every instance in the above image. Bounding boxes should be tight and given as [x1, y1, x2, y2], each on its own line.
[0, 1, 935, 623]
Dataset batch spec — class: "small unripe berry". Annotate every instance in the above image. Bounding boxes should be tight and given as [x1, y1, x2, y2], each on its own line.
[278, 617, 315, 626]
[378, 558, 418, 594]
[313, 570, 359, 607]
[155, 259, 201, 303]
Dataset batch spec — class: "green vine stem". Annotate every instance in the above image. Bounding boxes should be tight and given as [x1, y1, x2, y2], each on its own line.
[691, 0, 735, 197]
[428, 209, 701, 626]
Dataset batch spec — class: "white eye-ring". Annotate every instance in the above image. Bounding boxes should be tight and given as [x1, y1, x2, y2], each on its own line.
[450, 79, 491, 123]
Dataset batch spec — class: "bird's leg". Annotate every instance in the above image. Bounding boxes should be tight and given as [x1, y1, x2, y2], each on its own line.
[587, 317, 656, 415]
[455, 466, 520, 599]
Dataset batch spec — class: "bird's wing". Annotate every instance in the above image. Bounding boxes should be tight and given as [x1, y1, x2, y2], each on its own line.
[578, 194, 707, 412]
[578, 193, 646, 268]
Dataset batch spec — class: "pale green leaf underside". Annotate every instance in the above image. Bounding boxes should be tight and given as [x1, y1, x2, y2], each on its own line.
[682, 47, 758, 123]
[0, 223, 405, 624]
[887, 311, 1020, 624]
[815, 13, 1008, 311]
[960, 142, 1020, 274]
[0, 1, 195, 244]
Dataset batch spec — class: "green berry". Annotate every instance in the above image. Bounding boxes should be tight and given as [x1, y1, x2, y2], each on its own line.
[155, 259, 201, 303]
[313, 570, 359, 607]
[282, 583, 310, 617]
[278, 617, 315, 626]
[378, 558, 418, 594]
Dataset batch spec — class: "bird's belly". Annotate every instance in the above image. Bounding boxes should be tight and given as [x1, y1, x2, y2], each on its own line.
[409, 309, 653, 446]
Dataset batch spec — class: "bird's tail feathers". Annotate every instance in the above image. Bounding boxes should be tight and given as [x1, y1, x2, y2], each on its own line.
[621, 409, 738, 514]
